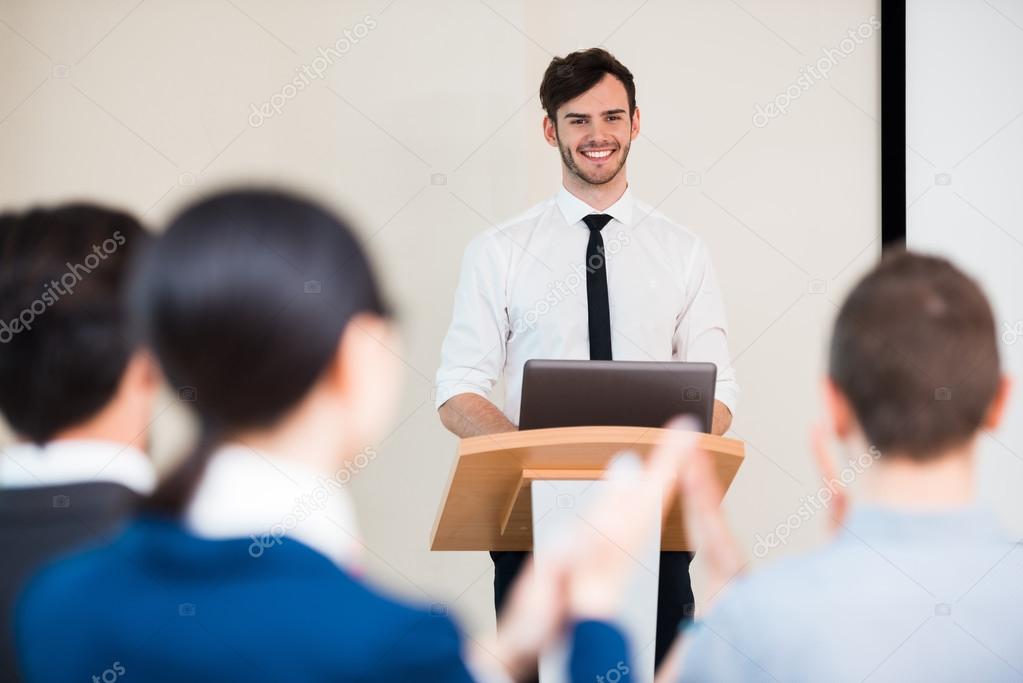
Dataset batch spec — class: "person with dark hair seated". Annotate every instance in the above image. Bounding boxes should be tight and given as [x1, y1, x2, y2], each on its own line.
[14, 189, 699, 683]
[0, 205, 157, 683]
[657, 251, 1022, 682]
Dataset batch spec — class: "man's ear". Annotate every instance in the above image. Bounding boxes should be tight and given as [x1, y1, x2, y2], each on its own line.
[822, 377, 856, 440]
[630, 106, 641, 140]
[542, 115, 558, 147]
[983, 375, 1012, 431]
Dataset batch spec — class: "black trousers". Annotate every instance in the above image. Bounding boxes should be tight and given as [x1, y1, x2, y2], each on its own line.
[491, 549, 694, 670]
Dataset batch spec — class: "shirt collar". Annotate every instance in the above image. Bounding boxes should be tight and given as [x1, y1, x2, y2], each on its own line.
[556, 184, 634, 229]
[184, 443, 363, 572]
[0, 438, 155, 494]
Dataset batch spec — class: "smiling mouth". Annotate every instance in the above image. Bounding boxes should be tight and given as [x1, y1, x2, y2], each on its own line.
[579, 148, 616, 162]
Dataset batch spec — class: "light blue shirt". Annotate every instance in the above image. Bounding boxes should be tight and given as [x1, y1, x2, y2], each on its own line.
[680, 505, 1023, 682]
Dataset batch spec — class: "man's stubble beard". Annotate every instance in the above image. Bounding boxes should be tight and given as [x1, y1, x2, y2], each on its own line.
[556, 131, 631, 187]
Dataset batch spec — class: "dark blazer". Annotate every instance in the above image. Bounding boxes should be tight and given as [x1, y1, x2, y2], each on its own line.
[1, 482, 139, 683]
[15, 517, 630, 683]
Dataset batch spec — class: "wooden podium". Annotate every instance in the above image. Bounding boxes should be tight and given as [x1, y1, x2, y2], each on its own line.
[431, 426, 744, 683]
[431, 425, 745, 552]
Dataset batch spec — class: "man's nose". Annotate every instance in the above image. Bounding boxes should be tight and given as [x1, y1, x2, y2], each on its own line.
[586, 135, 614, 147]
[590, 123, 615, 142]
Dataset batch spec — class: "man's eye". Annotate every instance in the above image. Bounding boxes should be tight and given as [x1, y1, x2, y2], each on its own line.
[572, 119, 586, 124]
[607, 115, 621, 121]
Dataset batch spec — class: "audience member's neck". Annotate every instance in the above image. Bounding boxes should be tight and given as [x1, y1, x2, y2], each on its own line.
[232, 398, 352, 481]
[562, 169, 628, 212]
[50, 355, 155, 452]
[51, 402, 148, 451]
[861, 443, 976, 511]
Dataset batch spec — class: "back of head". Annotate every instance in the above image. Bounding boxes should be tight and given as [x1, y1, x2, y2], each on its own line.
[0, 204, 148, 443]
[133, 188, 389, 513]
[829, 250, 1000, 460]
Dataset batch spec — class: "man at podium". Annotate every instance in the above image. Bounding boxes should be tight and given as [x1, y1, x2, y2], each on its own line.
[435, 47, 739, 671]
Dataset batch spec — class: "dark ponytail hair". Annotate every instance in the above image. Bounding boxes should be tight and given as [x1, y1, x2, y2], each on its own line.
[132, 189, 390, 515]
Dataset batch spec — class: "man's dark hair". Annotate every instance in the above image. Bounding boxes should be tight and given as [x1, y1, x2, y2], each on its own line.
[539, 47, 636, 123]
[829, 250, 1001, 460]
[0, 204, 149, 443]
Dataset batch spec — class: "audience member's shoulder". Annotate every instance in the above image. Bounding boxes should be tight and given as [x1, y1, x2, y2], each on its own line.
[326, 567, 462, 639]
[16, 520, 136, 631]
[352, 595, 468, 680]
[707, 544, 851, 620]
[679, 546, 848, 681]
[295, 555, 468, 679]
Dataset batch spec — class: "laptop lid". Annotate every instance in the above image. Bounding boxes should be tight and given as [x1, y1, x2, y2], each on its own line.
[518, 359, 717, 432]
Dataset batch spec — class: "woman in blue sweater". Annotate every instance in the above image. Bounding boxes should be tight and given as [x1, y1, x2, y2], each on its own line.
[14, 189, 692, 683]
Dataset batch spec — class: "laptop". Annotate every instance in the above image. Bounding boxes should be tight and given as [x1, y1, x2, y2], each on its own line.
[518, 359, 717, 432]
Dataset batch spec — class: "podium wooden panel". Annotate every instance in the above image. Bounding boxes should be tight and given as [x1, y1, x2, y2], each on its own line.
[431, 426, 744, 552]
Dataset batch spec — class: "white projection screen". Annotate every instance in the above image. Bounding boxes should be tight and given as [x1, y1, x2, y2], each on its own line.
[904, 0, 1023, 535]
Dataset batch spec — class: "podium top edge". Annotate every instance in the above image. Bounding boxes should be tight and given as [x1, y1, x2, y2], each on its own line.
[457, 425, 744, 458]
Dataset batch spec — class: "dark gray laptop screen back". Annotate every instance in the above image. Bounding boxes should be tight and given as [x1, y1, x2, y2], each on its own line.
[518, 359, 717, 432]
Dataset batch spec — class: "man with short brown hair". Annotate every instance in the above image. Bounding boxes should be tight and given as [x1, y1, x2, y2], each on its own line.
[670, 251, 1020, 682]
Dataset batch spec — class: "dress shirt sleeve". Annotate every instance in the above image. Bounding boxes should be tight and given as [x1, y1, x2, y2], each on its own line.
[435, 230, 510, 410]
[673, 238, 739, 418]
[569, 620, 632, 683]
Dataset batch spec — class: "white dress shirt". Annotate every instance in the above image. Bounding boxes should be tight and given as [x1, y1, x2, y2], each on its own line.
[185, 444, 363, 572]
[0, 438, 155, 494]
[435, 185, 739, 426]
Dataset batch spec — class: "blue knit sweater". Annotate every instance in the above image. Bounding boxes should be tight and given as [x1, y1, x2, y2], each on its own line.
[15, 517, 629, 682]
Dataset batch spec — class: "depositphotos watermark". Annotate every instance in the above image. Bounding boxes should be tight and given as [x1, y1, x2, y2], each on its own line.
[248, 15, 378, 128]
[91, 661, 125, 683]
[0, 231, 127, 344]
[752, 15, 880, 128]
[596, 661, 630, 683]
[247, 445, 378, 557]
[752, 445, 881, 558]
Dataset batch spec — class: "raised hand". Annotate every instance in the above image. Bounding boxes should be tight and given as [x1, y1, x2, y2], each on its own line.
[478, 416, 702, 681]
[679, 433, 744, 608]
[810, 418, 849, 532]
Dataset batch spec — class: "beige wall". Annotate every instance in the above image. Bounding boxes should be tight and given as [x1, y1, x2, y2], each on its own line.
[0, 0, 880, 636]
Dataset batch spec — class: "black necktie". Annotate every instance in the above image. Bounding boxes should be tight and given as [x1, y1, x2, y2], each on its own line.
[582, 214, 613, 360]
